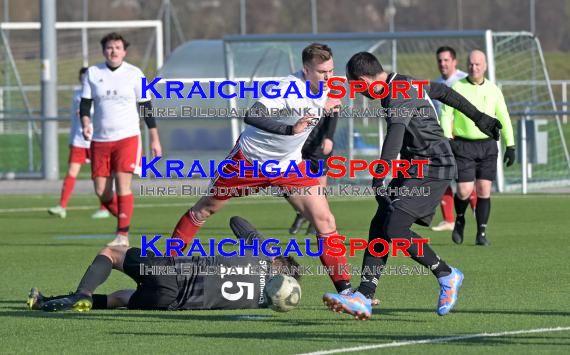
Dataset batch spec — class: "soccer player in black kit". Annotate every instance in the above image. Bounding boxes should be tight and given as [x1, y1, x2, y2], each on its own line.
[323, 52, 502, 320]
[27, 217, 299, 312]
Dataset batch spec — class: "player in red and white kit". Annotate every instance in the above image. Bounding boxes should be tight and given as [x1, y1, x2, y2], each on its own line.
[80, 33, 162, 247]
[47, 67, 109, 220]
[170, 43, 352, 294]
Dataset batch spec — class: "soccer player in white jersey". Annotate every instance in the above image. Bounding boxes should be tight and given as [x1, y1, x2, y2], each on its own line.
[431, 46, 476, 232]
[80, 33, 162, 247]
[47, 67, 110, 220]
[432, 46, 468, 114]
[170, 43, 353, 294]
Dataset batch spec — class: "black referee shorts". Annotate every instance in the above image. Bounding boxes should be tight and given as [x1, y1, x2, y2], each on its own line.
[379, 175, 451, 227]
[122, 248, 179, 310]
[451, 137, 498, 182]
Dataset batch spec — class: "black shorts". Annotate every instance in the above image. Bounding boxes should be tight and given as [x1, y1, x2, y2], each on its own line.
[123, 248, 179, 310]
[302, 148, 332, 175]
[379, 176, 451, 226]
[451, 138, 498, 182]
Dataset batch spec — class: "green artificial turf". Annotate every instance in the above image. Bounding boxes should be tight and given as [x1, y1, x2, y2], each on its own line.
[0, 193, 569, 353]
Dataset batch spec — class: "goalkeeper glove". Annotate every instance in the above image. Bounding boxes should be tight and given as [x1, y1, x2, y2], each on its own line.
[504, 146, 516, 167]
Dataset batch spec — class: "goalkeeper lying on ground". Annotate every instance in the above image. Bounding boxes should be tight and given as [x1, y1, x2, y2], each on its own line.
[27, 217, 299, 312]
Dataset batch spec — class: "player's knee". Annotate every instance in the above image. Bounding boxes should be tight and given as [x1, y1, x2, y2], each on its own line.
[98, 247, 116, 263]
[95, 187, 112, 200]
[94, 187, 105, 198]
[99, 246, 126, 268]
[327, 213, 336, 229]
[67, 164, 80, 177]
[475, 181, 492, 198]
[457, 188, 472, 200]
[313, 211, 335, 230]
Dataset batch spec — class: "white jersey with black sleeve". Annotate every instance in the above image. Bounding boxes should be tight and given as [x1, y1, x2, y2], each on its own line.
[81, 62, 149, 142]
[69, 89, 92, 148]
[238, 70, 329, 170]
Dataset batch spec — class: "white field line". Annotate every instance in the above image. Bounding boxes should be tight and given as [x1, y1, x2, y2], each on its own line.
[297, 326, 570, 355]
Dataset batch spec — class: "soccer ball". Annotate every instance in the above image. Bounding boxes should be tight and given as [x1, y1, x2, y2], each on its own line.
[264, 274, 302, 312]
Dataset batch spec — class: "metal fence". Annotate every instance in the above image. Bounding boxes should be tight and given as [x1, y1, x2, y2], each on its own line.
[1, 107, 569, 193]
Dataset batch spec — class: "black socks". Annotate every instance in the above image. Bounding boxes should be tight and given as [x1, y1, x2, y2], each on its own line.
[454, 193, 470, 221]
[76, 255, 113, 295]
[475, 197, 491, 235]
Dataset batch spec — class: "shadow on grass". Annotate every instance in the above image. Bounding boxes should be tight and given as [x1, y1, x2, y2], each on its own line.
[2, 303, 569, 324]
[0, 308, 322, 325]
[0, 305, 423, 325]
[3, 295, 569, 319]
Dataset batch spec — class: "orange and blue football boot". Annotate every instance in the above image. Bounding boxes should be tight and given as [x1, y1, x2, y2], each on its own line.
[437, 267, 464, 316]
[323, 290, 372, 320]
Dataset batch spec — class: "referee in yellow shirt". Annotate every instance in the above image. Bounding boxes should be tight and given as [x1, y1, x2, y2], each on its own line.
[440, 50, 515, 246]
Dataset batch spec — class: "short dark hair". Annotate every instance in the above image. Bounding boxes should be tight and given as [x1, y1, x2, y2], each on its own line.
[302, 43, 333, 66]
[273, 255, 301, 281]
[79, 67, 88, 75]
[346, 52, 383, 81]
[436, 46, 457, 59]
[100, 32, 130, 50]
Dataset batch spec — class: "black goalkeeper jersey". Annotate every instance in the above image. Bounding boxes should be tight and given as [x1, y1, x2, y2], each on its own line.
[170, 253, 273, 310]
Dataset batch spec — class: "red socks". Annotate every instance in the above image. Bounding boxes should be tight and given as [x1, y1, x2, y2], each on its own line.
[59, 175, 76, 209]
[441, 186, 455, 223]
[102, 193, 118, 217]
[469, 189, 478, 210]
[317, 231, 351, 291]
[116, 194, 134, 236]
[172, 209, 205, 250]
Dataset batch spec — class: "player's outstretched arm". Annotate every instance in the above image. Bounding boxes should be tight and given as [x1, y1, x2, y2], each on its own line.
[428, 82, 502, 140]
[244, 102, 295, 135]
